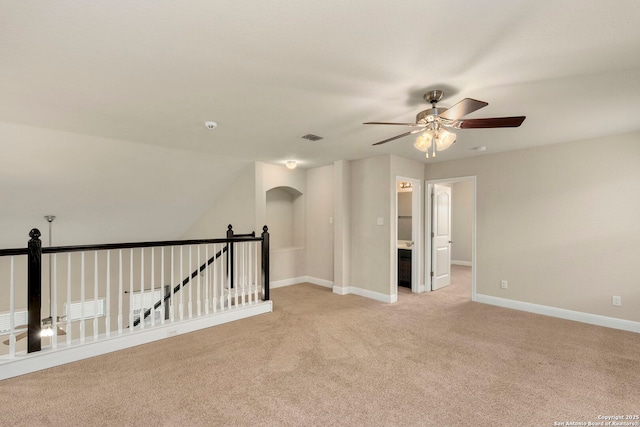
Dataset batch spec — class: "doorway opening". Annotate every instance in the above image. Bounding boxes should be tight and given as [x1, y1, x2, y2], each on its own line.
[425, 176, 476, 301]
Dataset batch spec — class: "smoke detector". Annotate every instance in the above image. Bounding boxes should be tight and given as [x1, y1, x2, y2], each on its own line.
[204, 121, 218, 130]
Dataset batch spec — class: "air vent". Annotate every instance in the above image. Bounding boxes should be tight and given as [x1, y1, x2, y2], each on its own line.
[300, 134, 324, 142]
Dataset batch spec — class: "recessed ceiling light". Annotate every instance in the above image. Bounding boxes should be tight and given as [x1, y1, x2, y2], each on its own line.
[204, 121, 218, 130]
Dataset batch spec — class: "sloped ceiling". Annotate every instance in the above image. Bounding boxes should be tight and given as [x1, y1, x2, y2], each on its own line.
[1, 1, 640, 247]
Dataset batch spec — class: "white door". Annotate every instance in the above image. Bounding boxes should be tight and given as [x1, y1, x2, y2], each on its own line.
[431, 184, 452, 290]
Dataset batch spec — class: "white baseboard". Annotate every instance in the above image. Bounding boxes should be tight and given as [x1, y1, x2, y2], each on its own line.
[475, 294, 640, 334]
[270, 277, 306, 289]
[332, 286, 395, 303]
[0, 301, 273, 381]
[451, 260, 472, 266]
[270, 276, 334, 289]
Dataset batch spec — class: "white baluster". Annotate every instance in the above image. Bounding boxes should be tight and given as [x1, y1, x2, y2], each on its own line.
[52, 253, 58, 348]
[234, 243, 239, 308]
[80, 252, 85, 343]
[140, 248, 145, 329]
[8, 256, 15, 357]
[151, 247, 155, 327]
[188, 245, 193, 319]
[94, 251, 99, 340]
[254, 242, 262, 302]
[66, 253, 71, 345]
[129, 249, 134, 333]
[240, 243, 246, 306]
[197, 245, 202, 317]
[160, 247, 165, 325]
[179, 246, 184, 320]
[118, 249, 123, 335]
[106, 250, 111, 337]
[170, 247, 175, 322]
[248, 242, 252, 305]
[221, 245, 226, 311]
[211, 244, 218, 313]
[204, 244, 209, 315]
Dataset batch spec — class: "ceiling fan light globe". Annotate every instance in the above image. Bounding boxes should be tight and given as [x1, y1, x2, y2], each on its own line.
[414, 132, 432, 152]
[41, 326, 54, 337]
[436, 130, 456, 151]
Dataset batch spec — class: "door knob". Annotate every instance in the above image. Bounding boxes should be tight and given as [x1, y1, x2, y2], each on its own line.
[448, 240, 453, 244]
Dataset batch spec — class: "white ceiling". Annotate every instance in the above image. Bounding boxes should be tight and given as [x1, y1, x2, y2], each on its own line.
[1, 0, 640, 247]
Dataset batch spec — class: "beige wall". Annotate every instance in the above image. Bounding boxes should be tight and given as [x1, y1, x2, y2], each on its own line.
[451, 181, 473, 263]
[425, 132, 640, 322]
[350, 155, 391, 294]
[306, 165, 334, 282]
[182, 164, 257, 238]
[333, 160, 351, 288]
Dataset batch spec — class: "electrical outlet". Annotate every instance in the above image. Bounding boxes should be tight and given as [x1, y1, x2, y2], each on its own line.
[612, 296, 622, 307]
[500, 280, 508, 289]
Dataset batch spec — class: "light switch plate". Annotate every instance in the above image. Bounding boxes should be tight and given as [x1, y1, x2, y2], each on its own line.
[377, 218, 384, 226]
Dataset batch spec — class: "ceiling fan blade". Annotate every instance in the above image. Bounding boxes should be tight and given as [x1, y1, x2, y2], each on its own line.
[456, 116, 526, 129]
[56, 326, 67, 336]
[364, 122, 421, 126]
[438, 98, 488, 121]
[372, 128, 426, 146]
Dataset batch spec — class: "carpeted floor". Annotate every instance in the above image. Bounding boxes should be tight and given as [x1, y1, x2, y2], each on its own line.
[1, 266, 638, 426]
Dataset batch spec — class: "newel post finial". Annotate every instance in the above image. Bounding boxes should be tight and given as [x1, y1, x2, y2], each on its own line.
[29, 228, 41, 240]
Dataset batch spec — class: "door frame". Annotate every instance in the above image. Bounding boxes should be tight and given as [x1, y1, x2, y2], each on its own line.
[395, 176, 423, 295]
[425, 175, 477, 301]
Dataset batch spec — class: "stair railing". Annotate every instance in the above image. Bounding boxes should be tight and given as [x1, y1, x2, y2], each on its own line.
[0, 224, 270, 355]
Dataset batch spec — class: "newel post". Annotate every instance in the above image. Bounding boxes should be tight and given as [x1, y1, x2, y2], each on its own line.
[261, 225, 270, 301]
[27, 228, 42, 353]
[226, 224, 234, 289]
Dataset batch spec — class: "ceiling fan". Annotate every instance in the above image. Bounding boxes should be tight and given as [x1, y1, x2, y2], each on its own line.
[364, 90, 526, 158]
[2, 216, 66, 346]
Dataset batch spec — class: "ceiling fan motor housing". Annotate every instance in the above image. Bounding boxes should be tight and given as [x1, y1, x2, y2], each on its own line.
[416, 107, 448, 124]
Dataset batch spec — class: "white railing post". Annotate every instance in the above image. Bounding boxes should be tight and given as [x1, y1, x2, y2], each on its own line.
[151, 247, 155, 327]
[179, 247, 184, 320]
[80, 252, 85, 343]
[204, 245, 209, 315]
[106, 250, 111, 337]
[240, 243, 246, 306]
[140, 248, 145, 329]
[170, 247, 175, 323]
[8, 256, 15, 357]
[94, 251, 99, 340]
[66, 254, 71, 346]
[52, 253, 58, 348]
[197, 245, 202, 317]
[160, 247, 165, 325]
[129, 250, 134, 333]
[118, 249, 123, 335]
[188, 246, 193, 319]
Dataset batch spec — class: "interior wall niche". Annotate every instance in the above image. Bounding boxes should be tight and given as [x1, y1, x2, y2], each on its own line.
[266, 186, 304, 249]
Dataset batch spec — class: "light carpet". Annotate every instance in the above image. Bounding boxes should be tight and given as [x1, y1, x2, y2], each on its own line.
[1, 266, 638, 426]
